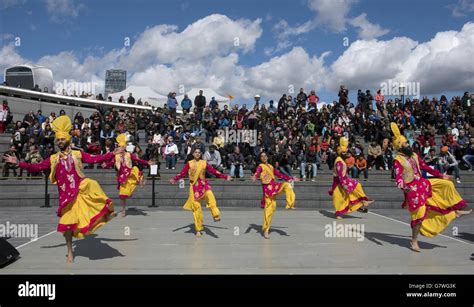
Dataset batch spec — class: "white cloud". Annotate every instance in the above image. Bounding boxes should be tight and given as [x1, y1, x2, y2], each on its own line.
[0, 44, 25, 73]
[448, 0, 474, 17]
[308, 0, 356, 32]
[44, 0, 84, 22]
[328, 22, 474, 94]
[349, 13, 389, 39]
[0, 14, 472, 101]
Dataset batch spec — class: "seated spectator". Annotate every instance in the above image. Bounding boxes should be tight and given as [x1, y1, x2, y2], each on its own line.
[228, 146, 244, 179]
[462, 140, 474, 171]
[355, 155, 368, 180]
[164, 136, 179, 170]
[24, 144, 43, 178]
[345, 152, 356, 178]
[438, 146, 461, 183]
[367, 142, 383, 170]
[204, 145, 223, 174]
[1, 145, 21, 179]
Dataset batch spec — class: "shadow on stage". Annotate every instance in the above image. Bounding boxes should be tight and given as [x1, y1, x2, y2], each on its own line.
[172, 224, 228, 238]
[124, 207, 148, 216]
[244, 224, 289, 237]
[364, 231, 446, 250]
[40, 234, 137, 260]
[318, 210, 362, 219]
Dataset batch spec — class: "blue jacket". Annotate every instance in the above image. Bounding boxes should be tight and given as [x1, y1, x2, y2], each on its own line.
[181, 98, 192, 110]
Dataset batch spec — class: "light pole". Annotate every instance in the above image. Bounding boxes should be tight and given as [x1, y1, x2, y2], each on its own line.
[399, 84, 406, 105]
[254, 94, 260, 108]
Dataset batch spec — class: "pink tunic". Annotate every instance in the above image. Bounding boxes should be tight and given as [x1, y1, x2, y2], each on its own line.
[104, 154, 149, 186]
[254, 165, 294, 208]
[19, 151, 114, 216]
[328, 160, 358, 196]
[173, 161, 227, 200]
[393, 155, 442, 212]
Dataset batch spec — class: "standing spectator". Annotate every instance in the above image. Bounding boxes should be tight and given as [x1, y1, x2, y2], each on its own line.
[164, 136, 179, 169]
[209, 97, 218, 110]
[307, 90, 319, 110]
[167, 92, 178, 117]
[194, 90, 206, 119]
[0, 100, 9, 133]
[181, 94, 192, 113]
[127, 93, 135, 105]
[305, 145, 318, 181]
[297, 88, 307, 108]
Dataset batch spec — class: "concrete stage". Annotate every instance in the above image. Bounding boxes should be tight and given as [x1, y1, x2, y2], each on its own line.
[1, 207, 473, 274]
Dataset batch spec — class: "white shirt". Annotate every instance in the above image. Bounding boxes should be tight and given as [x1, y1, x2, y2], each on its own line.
[164, 143, 178, 155]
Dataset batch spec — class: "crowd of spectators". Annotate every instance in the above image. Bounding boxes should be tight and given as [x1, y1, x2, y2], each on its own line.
[1, 87, 473, 183]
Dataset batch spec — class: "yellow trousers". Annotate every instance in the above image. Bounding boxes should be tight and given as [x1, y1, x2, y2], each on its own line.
[185, 190, 220, 232]
[262, 182, 295, 233]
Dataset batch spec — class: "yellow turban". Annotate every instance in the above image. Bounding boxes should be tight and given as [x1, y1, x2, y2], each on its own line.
[390, 122, 407, 150]
[337, 137, 349, 155]
[51, 115, 72, 141]
[116, 133, 127, 147]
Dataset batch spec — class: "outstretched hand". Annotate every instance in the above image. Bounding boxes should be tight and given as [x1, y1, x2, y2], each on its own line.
[113, 147, 125, 155]
[226, 176, 232, 181]
[4, 155, 18, 165]
[251, 175, 257, 182]
[442, 174, 453, 181]
[169, 178, 177, 184]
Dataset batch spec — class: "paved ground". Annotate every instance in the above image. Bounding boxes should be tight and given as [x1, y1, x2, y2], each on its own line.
[1, 207, 473, 274]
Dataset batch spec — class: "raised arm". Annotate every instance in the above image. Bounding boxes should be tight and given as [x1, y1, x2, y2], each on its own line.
[131, 153, 150, 166]
[19, 157, 51, 173]
[173, 162, 190, 181]
[206, 163, 229, 180]
[417, 155, 442, 178]
[273, 168, 293, 181]
[81, 151, 115, 164]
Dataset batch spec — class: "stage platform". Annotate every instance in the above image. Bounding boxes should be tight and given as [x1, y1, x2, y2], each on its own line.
[1, 207, 473, 274]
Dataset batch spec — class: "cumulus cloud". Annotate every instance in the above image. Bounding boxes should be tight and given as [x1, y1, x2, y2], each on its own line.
[328, 22, 474, 94]
[448, 0, 474, 17]
[0, 14, 472, 100]
[349, 13, 390, 40]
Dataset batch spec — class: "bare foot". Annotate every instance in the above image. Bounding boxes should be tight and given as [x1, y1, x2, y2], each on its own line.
[365, 199, 375, 207]
[455, 209, 472, 218]
[66, 254, 74, 263]
[263, 231, 270, 239]
[195, 231, 202, 238]
[335, 215, 343, 220]
[410, 240, 421, 252]
[105, 212, 117, 222]
[286, 206, 295, 210]
[121, 210, 126, 218]
[213, 216, 221, 222]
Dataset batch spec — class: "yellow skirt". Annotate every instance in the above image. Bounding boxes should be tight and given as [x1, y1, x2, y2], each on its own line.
[332, 182, 369, 216]
[119, 166, 143, 199]
[57, 178, 114, 238]
[410, 178, 465, 238]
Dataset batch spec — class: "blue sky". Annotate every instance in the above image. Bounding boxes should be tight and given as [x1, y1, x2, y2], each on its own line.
[1, 0, 473, 105]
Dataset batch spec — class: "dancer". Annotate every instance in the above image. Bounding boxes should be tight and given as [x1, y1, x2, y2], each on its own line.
[328, 137, 374, 219]
[104, 134, 153, 217]
[251, 152, 298, 239]
[5, 115, 120, 263]
[169, 148, 231, 237]
[390, 123, 471, 252]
